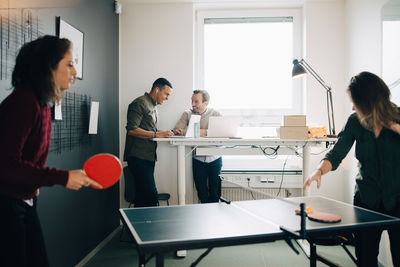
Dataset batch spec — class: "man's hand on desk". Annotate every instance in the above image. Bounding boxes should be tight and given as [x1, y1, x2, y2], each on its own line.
[156, 130, 175, 138]
[200, 129, 207, 137]
[173, 129, 184, 136]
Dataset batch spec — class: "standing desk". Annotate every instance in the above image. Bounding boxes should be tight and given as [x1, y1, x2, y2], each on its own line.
[155, 138, 336, 205]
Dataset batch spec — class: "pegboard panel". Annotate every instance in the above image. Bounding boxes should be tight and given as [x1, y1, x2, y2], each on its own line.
[0, 7, 43, 80]
[50, 92, 93, 153]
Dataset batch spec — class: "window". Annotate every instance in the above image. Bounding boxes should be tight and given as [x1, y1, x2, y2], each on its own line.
[196, 9, 303, 136]
[382, 0, 400, 105]
[195, 9, 303, 172]
[382, 20, 400, 105]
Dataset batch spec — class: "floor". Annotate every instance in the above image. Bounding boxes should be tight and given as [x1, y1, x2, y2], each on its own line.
[83, 226, 357, 267]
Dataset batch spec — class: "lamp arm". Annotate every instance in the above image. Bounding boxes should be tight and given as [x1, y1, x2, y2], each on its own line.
[389, 78, 400, 90]
[300, 60, 332, 92]
[327, 90, 336, 136]
[298, 59, 336, 136]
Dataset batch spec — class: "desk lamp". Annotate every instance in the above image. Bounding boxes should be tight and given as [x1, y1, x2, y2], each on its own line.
[292, 59, 336, 137]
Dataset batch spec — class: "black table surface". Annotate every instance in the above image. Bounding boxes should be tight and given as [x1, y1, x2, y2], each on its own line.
[119, 196, 400, 251]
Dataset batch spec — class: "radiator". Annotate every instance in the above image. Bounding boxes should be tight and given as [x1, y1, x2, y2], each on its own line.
[220, 171, 302, 201]
[221, 187, 296, 201]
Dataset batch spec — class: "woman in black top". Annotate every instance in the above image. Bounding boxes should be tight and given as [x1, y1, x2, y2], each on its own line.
[303, 71, 400, 267]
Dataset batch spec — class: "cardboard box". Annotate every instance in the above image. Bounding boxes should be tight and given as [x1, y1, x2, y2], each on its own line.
[279, 126, 308, 139]
[283, 115, 306, 126]
[308, 127, 327, 138]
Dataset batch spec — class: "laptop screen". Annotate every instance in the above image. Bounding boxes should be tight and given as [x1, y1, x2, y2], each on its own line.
[170, 114, 201, 138]
[207, 116, 240, 138]
[186, 115, 201, 137]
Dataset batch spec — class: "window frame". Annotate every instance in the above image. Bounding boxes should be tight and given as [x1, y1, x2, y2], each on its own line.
[195, 8, 303, 126]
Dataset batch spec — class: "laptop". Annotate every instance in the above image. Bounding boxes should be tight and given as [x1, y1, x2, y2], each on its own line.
[170, 114, 201, 138]
[207, 116, 240, 138]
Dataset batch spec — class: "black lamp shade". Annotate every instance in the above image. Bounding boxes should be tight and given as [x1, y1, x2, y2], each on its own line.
[292, 59, 307, 77]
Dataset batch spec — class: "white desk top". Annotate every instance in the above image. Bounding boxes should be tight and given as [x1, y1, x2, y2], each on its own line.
[154, 137, 336, 146]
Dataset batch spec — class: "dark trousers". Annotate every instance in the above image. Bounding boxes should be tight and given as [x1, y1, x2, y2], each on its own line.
[192, 157, 222, 203]
[353, 192, 400, 267]
[0, 195, 49, 267]
[127, 156, 158, 207]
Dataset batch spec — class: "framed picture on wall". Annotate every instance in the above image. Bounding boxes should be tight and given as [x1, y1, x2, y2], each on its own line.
[56, 16, 84, 79]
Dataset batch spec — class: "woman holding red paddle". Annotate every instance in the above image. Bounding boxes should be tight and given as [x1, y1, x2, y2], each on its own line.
[0, 36, 101, 266]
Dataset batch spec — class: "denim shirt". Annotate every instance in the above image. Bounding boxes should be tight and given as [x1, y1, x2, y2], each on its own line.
[324, 112, 400, 210]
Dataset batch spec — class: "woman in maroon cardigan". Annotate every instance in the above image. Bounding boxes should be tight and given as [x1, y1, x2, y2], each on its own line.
[0, 36, 101, 266]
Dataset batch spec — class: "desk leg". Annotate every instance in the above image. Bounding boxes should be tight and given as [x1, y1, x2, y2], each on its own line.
[176, 145, 188, 257]
[177, 145, 185, 205]
[302, 145, 311, 196]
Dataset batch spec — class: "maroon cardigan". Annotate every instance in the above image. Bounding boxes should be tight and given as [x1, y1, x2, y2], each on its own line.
[0, 88, 68, 200]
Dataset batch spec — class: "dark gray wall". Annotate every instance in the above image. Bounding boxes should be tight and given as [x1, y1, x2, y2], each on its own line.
[0, 0, 119, 266]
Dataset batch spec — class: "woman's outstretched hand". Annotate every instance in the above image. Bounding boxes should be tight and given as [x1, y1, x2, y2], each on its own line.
[303, 169, 323, 190]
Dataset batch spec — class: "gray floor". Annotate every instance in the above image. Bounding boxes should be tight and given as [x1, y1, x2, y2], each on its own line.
[84, 227, 357, 267]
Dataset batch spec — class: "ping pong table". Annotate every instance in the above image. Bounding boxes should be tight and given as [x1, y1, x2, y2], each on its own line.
[119, 196, 400, 267]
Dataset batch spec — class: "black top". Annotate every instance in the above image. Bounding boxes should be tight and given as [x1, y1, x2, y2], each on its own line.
[324, 111, 400, 210]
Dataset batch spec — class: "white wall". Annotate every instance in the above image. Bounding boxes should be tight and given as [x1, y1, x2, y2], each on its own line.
[344, 0, 387, 202]
[119, 1, 195, 206]
[302, 0, 349, 201]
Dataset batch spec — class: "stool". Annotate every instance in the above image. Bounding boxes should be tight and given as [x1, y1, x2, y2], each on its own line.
[123, 166, 171, 207]
[157, 193, 170, 206]
[121, 166, 171, 242]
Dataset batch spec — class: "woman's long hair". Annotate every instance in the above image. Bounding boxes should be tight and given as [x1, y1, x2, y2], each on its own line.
[11, 35, 72, 105]
[348, 71, 399, 130]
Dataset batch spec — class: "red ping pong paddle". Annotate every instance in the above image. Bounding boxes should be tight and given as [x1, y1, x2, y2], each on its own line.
[83, 153, 122, 189]
[307, 212, 342, 223]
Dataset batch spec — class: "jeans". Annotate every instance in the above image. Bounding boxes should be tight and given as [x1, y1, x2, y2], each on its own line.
[353, 192, 400, 267]
[0, 195, 49, 267]
[127, 156, 158, 207]
[192, 157, 222, 203]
